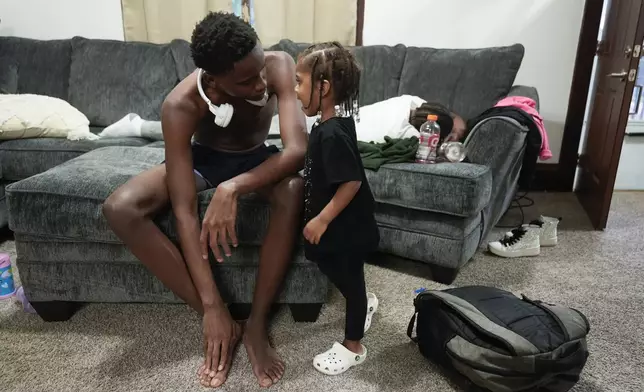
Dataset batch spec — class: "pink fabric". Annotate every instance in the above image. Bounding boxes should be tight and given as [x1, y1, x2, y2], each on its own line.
[495, 96, 552, 160]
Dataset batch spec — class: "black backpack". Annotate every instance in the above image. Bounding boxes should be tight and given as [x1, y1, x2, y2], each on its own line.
[407, 286, 590, 392]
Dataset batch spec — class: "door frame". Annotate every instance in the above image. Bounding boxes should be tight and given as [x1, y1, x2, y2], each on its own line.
[577, 0, 644, 229]
[356, 0, 365, 45]
[531, 0, 607, 191]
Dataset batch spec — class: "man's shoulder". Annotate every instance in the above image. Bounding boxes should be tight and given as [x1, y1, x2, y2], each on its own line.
[164, 71, 204, 116]
[266, 51, 296, 92]
[265, 50, 296, 69]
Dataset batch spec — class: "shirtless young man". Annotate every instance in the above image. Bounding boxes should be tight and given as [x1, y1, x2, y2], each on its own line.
[102, 12, 307, 388]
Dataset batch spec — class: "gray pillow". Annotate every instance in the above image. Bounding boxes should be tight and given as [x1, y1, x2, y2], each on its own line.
[68, 37, 179, 127]
[0, 58, 18, 94]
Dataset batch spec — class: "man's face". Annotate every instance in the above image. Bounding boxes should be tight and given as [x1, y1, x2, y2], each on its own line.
[212, 43, 267, 101]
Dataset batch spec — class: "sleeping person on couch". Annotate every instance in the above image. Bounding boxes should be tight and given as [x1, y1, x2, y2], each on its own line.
[409, 102, 468, 143]
[102, 12, 307, 389]
[267, 95, 468, 144]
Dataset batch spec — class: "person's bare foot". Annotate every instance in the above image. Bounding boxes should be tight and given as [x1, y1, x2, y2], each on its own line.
[243, 321, 285, 388]
[197, 322, 243, 388]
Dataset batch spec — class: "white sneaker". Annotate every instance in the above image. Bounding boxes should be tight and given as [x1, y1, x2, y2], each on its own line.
[523, 216, 561, 247]
[488, 226, 541, 258]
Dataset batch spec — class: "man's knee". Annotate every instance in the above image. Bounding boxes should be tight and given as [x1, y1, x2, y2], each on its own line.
[271, 176, 304, 212]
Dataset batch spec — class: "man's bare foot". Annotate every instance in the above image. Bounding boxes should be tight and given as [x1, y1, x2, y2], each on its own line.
[198, 322, 243, 388]
[243, 321, 285, 388]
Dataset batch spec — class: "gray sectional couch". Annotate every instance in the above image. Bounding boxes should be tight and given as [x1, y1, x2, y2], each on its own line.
[0, 36, 534, 321]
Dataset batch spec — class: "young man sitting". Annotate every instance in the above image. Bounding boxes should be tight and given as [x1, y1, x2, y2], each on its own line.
[102, 12, 307, 389]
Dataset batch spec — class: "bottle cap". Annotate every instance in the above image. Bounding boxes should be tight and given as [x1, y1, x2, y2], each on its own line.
[426, 114, 438, 121]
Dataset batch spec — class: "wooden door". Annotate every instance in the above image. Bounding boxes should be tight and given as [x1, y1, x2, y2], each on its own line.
[577, 0, 644, 229]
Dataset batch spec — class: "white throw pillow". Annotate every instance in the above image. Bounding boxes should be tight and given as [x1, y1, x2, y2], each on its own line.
[355, 95, 426, 143]
[268, 95, 426, 143]
[0, 94, 97, 140]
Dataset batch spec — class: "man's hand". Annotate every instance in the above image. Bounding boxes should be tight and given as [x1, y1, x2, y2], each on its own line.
[303, 215, 329, 245]
[200, 181, 239, 262]
[200, 306, 238, 386]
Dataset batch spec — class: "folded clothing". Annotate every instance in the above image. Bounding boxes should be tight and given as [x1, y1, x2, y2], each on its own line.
[357, 136, 419, 171]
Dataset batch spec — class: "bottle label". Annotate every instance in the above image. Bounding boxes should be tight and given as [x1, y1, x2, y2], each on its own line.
[427, 133, 439, 149]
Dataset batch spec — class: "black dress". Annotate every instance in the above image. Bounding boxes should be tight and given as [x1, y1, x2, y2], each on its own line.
[303, 116, 380, 262]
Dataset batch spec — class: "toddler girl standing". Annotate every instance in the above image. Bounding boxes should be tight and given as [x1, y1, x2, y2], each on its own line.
[295, 42, 380, 375]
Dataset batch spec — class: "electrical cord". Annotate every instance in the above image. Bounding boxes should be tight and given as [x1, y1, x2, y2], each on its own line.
[496, 191, 535, 228]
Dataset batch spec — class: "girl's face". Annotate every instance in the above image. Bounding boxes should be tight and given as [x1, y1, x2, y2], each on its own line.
[295, 61, 320, 117]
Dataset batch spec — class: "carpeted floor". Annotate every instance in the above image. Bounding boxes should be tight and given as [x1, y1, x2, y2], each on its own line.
[1, 192, 643, 392]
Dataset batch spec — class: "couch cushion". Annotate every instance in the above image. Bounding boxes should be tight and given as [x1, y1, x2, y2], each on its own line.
[68, 37, 178, 127]
[398, 44, 524, 120]
[268, 39, 310, 60]
[268, 39, 406, 106]
[145, 141, 166, 148]
[0, 58, 18, 94]
[0, 134, 151, 181]
[0, 37, 72, 100]
[365, 163, 491, 217]
[352, 44, 407, 105]
[169, 39, 196, 81]
[6, 146, 272, 245]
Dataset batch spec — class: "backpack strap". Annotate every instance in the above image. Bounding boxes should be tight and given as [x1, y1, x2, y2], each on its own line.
[430, 291, 540, 356]
[407, 312, 418, 343]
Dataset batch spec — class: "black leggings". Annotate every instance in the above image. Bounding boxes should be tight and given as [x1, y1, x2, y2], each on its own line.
[316, 255, 367, 341]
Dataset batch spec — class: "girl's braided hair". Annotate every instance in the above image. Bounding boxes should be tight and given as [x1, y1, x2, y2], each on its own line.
[297, 41, 361, 117]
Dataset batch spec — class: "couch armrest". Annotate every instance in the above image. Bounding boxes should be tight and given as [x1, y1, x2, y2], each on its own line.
[506, 85, 540, 111]
[464, 116, 529, 232]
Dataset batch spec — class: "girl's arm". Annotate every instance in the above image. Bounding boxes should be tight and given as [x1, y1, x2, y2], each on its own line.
[318, 181, 362, 224]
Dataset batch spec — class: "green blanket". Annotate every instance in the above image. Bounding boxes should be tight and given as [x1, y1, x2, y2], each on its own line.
[357, 136, 419, 171]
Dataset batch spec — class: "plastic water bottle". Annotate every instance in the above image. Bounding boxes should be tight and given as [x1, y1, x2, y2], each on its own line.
[438, 141, 468, 162]
[415, 114, 441, 163]
[0, 253, 16, 299]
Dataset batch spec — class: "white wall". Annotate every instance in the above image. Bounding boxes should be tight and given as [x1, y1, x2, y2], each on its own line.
[0, 0, 124, 40]
[364, 0, 587, 163]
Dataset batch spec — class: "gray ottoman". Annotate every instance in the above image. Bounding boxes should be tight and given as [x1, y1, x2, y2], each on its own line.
[6, 146, 329, 322]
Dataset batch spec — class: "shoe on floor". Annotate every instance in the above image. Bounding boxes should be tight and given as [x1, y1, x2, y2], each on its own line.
[488, 226, 540, 258]
[524, 215, 561, 247]
[364, 292, 378, 333]
[313, 342, 367, 375]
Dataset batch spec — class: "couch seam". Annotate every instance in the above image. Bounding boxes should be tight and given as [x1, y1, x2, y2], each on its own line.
[375, 198, 485, 217]
[6, 189, 268, 206]
[377, 220, 481, 241]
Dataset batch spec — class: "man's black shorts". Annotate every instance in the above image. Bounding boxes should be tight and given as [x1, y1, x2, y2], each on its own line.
[190, 142, 279, 189]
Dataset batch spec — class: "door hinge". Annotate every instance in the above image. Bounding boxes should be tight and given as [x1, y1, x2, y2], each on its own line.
[634, 44, 642, 58]
[629, 69, 637, 82]
[596, 40, 608, 55]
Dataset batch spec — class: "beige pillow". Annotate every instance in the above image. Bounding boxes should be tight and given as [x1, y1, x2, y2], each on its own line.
[0, 94, 97, 140]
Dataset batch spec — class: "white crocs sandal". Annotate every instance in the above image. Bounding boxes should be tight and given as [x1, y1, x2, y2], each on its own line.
[364, 292, 379, 332]
[313, 342, 367, 375]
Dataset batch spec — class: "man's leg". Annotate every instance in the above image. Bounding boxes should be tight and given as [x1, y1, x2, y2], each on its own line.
[102, 165, 205, 312]
[103, 165, 240, 388]
[243, 175, 304, 387]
